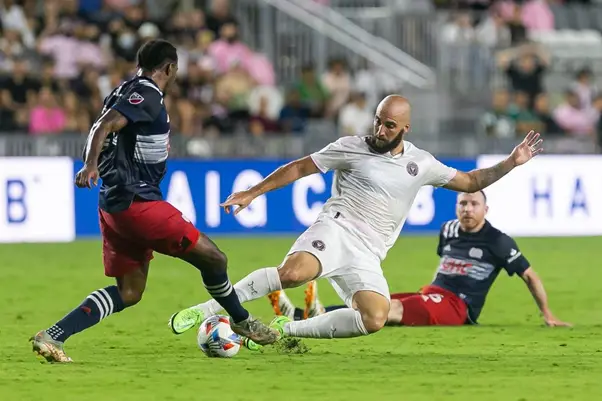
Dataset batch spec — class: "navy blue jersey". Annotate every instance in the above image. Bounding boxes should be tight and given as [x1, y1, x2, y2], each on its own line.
[431, 220, 530, 323]
[86, 76, 170, 213]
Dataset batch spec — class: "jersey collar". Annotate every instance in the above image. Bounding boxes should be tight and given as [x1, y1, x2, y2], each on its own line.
[137, 76, 164, 97]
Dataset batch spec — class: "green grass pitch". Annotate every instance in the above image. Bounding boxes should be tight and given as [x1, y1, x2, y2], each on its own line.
[1, 236, 601, 401]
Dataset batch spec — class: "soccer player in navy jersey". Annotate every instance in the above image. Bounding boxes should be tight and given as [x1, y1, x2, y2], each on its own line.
[269, 191, 571, 328]
[30, 40, 277, 363]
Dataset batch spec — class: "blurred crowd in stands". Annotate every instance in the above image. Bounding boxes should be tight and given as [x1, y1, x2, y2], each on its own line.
[0, 0, 386, 139]
[1, 0, 602, 149]
[440, 0, 602, 147]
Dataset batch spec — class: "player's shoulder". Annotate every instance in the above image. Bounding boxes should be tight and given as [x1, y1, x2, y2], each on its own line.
[404, 141, 438, 161]
[439, 219, 461, 239]
[484, 221, 518, 249]
[121, 77, 164, 105]
[328, 135, 370, 152]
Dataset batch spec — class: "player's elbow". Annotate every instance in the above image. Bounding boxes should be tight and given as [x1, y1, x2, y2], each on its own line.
[361, 309, 388, 334]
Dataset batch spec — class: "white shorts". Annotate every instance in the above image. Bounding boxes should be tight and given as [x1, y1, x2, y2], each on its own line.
[284, 216, 390, 307]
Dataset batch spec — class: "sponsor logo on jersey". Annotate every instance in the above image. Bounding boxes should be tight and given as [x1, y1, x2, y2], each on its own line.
[128, 92, 144, 105]
[436, 256, 495, 280]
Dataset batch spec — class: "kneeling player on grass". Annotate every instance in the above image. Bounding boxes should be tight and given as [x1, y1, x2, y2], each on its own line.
[269, 191, 571, 327]
[30, 40, 277, 363]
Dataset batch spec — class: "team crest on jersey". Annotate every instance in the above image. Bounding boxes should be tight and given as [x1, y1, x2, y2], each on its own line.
[312, 240, 325, 251]
[406, 161, 419, 176]
[128, 92, 144, 105]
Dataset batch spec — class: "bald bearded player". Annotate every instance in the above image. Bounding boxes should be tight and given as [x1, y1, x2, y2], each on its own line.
[168, 95, 545, 342]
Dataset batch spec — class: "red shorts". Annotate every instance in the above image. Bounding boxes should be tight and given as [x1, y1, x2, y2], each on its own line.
[391, 285, 468, 326]
[99, 200, 200, 277]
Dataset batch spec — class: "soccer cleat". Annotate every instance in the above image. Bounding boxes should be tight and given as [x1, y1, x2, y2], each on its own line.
[230, 315, 280, 346]
[30, 330, 73, 363]
[304, 281, 326, 319]
[270, 315, 291, 337]
[169, 306, 205, 335]
[268, 290, 296, 320]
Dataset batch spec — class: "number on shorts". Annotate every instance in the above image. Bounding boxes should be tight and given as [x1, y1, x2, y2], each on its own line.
[421, 294, 443, 303]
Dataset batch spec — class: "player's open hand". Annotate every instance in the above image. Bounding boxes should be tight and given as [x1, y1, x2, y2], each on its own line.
[220, 190, 256, 215]
[75, 164, 99, 188]
[544, 315, 572, 327]
[510, 130, 543, 167]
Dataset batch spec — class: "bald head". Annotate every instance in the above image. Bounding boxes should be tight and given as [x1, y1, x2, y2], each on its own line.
[367, 95, 411, 155]
[376, 95, 411, 126]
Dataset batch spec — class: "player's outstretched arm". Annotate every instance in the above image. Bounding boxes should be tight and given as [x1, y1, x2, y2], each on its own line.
[76, 109, 128, 188]
[221, 156, 320, 215]
[444, 130, 543, 193]
[520, 267, 572, 327]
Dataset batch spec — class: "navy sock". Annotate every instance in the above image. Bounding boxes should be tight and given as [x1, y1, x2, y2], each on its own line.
[47, 286, 126, 343]
[201, 270, 249, 323]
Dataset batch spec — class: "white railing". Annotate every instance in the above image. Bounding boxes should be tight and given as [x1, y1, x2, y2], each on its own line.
[260, 0, 436, 88]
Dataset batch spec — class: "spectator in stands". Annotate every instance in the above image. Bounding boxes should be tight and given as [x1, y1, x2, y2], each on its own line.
[206, 0, 238, 39]
[209, 20, 250, 75]
[295, 64, 329, 118]
[279, 88, 311, 135]
[322, 58, 351, 118]
[553, 90, 599, 137]
[495, 1, 527, 45]
[1, 0, 35, 48]
[63, 90, 90, 134]
[497, 43, 550, 105]
[440, 12, 475, 44]
[520, 0, 554, 33]
[508, 91, 545, 134]
[214, 59, 256, 119]
[177, 59, 215, 136]
[338, 92, 372, 136]
[533, 93, 562, 135]
[248, 94, 281, 137]
[480, 89, 515, 137]
[475, 10, 511, 48]
[28, 86, 65, 135]
[1, 58, 37, 131]
[571, 68, 598, 111]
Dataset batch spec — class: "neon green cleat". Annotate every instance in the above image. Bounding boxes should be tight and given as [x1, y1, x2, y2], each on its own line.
[241, 337, 262, 351]
[270, 315, 291, 337]
[169, 306, 205, 335]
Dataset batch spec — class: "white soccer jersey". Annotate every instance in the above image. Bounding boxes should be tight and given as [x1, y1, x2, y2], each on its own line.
[310, 136, 457, 260]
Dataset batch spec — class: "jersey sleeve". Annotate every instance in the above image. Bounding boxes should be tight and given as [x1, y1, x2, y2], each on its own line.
[436, 223, 446, 256]
[423, 155, 457, 187]
[495, 235, 530, 276]
[111, 85, 163, 124]
[310, 136, 355, 173]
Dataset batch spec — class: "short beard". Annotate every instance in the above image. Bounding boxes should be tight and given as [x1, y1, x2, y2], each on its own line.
[366, 129, 404, 154]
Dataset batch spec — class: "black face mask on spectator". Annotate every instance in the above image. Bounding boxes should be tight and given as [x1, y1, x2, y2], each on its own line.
[225, 34, 238, 44]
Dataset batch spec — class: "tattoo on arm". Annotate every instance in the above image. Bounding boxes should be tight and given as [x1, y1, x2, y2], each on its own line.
[470, 159, 514, 191]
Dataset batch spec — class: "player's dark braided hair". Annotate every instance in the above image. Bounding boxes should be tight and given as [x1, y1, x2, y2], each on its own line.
[136, 39, 178, 72]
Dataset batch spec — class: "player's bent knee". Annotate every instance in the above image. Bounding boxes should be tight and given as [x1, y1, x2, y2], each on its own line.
[119, 288, 144, 306]
[361, 309, 388, 333]
[278, 252, 320, 288]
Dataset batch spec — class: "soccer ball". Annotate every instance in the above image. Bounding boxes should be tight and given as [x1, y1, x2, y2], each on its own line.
[197, 315, 241, 358]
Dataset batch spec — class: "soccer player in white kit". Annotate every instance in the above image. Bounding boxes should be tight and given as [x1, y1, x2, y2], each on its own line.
[168, 95, 543, 342]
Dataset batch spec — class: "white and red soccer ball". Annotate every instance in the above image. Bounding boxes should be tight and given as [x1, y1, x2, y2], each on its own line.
[197, 315, 241, 358]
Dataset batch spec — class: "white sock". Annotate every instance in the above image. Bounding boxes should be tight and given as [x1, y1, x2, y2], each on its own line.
[284, 308, 369, 338]
[195, 267, 282, 316]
